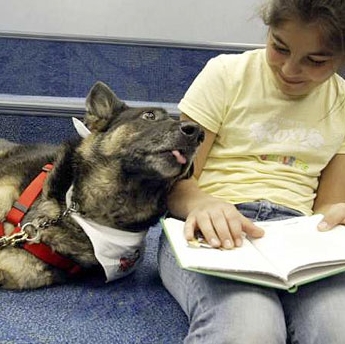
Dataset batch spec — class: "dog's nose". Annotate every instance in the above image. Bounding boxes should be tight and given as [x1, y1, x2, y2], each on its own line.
[179, 121, 205, 143]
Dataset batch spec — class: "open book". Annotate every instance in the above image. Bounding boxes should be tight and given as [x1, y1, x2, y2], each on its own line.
[161, 215, 345, 292]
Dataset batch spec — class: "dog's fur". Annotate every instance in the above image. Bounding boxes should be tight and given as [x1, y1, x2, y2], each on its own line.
[0, 82, 204, 289]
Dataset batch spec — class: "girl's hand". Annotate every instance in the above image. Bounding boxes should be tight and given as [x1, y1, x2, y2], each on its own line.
[317, 203, 345, 231]
[184, 199, 264, 249]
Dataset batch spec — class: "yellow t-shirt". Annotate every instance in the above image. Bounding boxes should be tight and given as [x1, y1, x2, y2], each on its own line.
[178, 49, 345, 215]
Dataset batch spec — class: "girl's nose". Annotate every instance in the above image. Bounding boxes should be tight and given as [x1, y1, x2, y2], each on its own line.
[281, 57, 302, 76]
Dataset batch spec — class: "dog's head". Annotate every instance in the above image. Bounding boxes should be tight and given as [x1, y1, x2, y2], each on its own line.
[82, 81, 204, 181]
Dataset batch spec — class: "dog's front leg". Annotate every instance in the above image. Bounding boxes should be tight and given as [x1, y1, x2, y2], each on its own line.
[0, 247, 65, 289]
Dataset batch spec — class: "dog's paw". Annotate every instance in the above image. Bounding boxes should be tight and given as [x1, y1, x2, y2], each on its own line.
[0, 248, 59, 289]
[0, 268, 18, 289]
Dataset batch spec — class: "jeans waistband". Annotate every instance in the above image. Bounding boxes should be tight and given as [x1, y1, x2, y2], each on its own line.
[235, 200, 303, 222]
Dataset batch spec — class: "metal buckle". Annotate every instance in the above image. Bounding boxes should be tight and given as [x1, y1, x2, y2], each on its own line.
[0, 230, 29, 248]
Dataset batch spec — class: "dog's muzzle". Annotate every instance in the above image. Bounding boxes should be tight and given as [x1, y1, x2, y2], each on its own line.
[179, 121, 205, 144]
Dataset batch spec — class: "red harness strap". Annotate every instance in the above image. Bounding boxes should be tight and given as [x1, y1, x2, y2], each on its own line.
[0, 164, 81, 276]
[6, 164, 54, 225]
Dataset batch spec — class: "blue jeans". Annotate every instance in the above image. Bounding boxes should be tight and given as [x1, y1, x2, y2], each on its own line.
[157, 200, 345, 344]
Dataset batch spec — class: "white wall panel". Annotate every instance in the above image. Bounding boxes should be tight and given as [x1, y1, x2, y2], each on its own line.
[0, 0, 267, 44]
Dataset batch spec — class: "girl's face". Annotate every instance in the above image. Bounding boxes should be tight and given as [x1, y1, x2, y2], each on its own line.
[266, 20, 344, 97]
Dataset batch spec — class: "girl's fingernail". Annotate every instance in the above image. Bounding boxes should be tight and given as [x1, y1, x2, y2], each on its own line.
[318, 221, 328, 231]
[210, 238, 220, 247]
[223, 239, 233, 249]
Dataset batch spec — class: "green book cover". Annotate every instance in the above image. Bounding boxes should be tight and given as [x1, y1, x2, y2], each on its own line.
[161, 215, 345, 292]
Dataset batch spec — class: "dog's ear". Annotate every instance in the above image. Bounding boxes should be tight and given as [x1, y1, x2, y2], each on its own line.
[84, 81, 129, 132]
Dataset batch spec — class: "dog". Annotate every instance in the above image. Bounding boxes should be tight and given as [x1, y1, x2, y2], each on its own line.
[0, 81, 204, 289]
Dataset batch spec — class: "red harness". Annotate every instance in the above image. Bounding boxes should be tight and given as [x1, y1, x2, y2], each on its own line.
[0, 164, 81, 276]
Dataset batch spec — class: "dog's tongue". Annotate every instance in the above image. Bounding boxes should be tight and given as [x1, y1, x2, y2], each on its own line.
[172, 150, 187, 164]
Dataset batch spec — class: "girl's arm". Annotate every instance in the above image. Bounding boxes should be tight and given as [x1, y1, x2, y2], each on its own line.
[313, 154, 345, 230]
[168, 114, 264, 249]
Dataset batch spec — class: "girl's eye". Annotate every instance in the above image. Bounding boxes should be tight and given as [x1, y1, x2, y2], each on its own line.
[142, 111, 156, 120]
[272, 43, 290, 55]
[307, 57, 328, 66]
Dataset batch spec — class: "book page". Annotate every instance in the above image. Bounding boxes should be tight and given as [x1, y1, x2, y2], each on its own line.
[251, 215, 345, 277]
[287, 264, 345, 288]
[163, 218, 283, 279]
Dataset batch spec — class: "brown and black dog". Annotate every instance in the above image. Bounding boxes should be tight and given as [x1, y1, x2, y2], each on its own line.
[0, 81, 204, 289]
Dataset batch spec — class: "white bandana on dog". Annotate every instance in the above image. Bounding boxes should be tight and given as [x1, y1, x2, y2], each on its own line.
[69, 118, 147, 282]
[72, 117, 91, 138]
[66, 186, 147, 282]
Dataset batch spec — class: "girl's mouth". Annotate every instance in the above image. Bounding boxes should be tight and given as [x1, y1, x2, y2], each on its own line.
[278, 73, 305, 85]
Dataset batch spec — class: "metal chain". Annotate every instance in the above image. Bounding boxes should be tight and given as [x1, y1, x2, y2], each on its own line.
[0, 201, 79, 249]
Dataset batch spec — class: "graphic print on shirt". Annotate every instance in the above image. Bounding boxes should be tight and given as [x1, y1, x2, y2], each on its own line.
[249, 116, 324, 171]
[259, 154, 309, 171]
[249, 116, 324, 150]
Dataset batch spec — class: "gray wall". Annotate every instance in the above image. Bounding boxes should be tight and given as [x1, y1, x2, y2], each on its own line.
[0, 0, 267, 45]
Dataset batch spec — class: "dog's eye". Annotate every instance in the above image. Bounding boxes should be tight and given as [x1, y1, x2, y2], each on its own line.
[142, 112, 156, 121]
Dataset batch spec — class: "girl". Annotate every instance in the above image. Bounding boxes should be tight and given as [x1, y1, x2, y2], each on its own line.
[158, 0, 345, 343]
